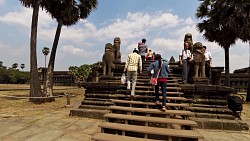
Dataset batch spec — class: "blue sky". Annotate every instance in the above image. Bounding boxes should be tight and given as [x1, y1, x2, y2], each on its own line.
[0, 0, 248, 72]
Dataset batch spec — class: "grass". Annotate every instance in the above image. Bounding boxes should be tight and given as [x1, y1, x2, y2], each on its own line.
[0, 84, 84, 118]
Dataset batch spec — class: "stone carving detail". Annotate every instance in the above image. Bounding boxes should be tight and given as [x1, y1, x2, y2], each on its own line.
[184, 33, 193, 53]
[102, 43, 115, 76]
[112, 37, 121, 63]
[193, 42, 205, 78]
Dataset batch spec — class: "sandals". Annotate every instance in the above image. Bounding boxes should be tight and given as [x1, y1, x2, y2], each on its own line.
[162, 106, 166, 111]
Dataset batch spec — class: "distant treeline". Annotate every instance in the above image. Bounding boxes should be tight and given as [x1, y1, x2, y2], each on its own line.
[0, 67, 29, 84]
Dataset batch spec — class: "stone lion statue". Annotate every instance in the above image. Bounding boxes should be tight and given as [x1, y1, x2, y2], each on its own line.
[193, 42, 205, 78]
[184, 33, 193, 53]
[102, 43, 115, 76]
[112, 37, 121, 63]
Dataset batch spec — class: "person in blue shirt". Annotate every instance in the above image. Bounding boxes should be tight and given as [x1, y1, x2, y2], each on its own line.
[147, 54, 170, 111]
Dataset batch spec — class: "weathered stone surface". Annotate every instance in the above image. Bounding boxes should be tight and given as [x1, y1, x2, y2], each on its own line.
[223, 120, 241, 130]
[69, 109, 108, 119]
[204, 119, 223, 130]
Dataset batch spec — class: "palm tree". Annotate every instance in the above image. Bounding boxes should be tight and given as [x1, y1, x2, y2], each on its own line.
[20, 64, 25, 71]
[0, 61, 3, 67]
[196, 0, 239, 86]
[42, 47, 50, 68]
[221, 0, 250, 101]
[20, 0, 45, 103]
[12, 63, 18, 69]
[42, 0, 98, 96]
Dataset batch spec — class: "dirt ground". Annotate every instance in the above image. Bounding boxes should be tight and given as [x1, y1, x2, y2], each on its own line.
[0, 84, 84, 118]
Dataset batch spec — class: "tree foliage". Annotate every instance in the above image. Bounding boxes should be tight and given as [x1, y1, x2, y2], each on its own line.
[196, 0, 250, 86]
[0, 67, 29, 84]
[68, 61, 101, 84]
[43, 0, 98, 96]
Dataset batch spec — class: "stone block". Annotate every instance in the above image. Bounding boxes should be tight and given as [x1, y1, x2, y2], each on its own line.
[190, 118, 204, 129]
[217, 114, 235, 120]
[223, 120, 241, 131]
[239, 122, 249, 130]
[69, 109, 108, 119]
[195, 113, 212, 118]
[204, 119, 223, 130]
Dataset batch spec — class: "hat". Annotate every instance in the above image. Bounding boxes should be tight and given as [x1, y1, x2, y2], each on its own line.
[142, 38, 147, 41]
[133, 48, 139, 53]
[203, 46, 207, 49]
[155, 54, 162, 60]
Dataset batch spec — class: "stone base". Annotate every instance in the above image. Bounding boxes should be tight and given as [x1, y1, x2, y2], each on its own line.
[69, 108, 109, 119]
[190, 117, 249, 131]
[192, 77, 210, 85]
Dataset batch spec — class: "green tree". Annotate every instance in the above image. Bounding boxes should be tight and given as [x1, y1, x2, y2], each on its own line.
[12, 63, 18, 69]
[0, 61, 3, 67]
[20, 0, 45, 103]
[42, 47, 50, 68]
[20, 63, 25, 71]
[43, 0, 98, 96]
[196, 0, 239, 86]
[68, 64, 93, 85]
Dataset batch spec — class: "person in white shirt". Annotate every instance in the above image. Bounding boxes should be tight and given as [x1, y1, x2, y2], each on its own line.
[179, 42, 192, 84]
[203, 46, 212, 79]
[123, 48, 142, 97]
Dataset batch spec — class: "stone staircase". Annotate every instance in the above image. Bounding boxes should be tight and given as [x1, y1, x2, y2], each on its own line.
[70, 60, 249, 132]
[92, 61, 204, 140]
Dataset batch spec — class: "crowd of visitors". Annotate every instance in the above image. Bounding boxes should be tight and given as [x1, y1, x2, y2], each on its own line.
[123, 36, 212, 110]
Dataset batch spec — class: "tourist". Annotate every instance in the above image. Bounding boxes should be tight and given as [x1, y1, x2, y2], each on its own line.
[203, 46, 212, 79]
[147, 54, 170, 111]
[123, 48, 142, 97]
[138, 38, 148, 71]
[146, 49, 153, 61]
[179, 42, 192, 84]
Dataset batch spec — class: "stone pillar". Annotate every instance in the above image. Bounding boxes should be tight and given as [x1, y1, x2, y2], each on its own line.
[211, 67, 224, 85]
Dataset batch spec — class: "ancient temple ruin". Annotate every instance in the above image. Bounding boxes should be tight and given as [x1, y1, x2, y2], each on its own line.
[69, 36, 248, 140]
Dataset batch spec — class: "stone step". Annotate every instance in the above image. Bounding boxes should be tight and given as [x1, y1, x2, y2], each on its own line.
[192, 104, 228, 108]
[111, 99, 189, 109]
[190, 117, 249, 131]
[99, 122, 204, 140]
[135, 82, 180, 86]
[186, 106, 232, 114]
[84, 94, 189, 102]
[193, 113, 235, 120]
[79, 104, 109, 110]
[137, 78, 179, 83]
[69, 108, 109, 119]
[117, 90, 184, 96]
[92, 133, 158, 141]
[137, 75, 181, 80]
[81, 100, 113, 106]
[109, 106, 194, 119]
[104, 113, 198, 130]
[134, 86, 181, 91]
[190, 99, 228, 105]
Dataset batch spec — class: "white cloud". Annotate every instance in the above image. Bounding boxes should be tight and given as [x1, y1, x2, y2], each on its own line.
[0, 42, 29, 70]
[0, 4, 248, 72]
[0, 7, 53, 28]
[151, 38, 180, 52]
[62, 45, 97, 58]
[0, 0, 5, 6]
[184, 17, 195, 25]
[150, 12, 180, 28]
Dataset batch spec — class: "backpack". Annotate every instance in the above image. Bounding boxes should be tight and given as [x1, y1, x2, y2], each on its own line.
[227, 96, 243, 112]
